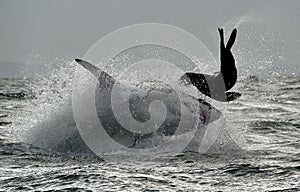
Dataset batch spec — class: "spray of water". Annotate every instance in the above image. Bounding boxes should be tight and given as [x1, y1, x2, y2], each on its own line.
[13, 13, 295, 156]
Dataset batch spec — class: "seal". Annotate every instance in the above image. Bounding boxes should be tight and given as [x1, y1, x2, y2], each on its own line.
[180, 28, 241, 102]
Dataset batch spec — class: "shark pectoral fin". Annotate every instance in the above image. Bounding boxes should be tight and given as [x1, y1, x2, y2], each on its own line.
[75, 58, 115, 86]
[225, 91, 241, 102]
[75, 58, 103, 78]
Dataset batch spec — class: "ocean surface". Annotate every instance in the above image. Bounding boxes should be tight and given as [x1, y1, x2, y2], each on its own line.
[0, 74, 299, 191]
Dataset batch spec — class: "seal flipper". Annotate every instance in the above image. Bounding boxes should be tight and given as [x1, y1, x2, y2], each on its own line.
[225, 92, 241, 102]
[225, 28, 237, 50]
[218, 28, 225, 50]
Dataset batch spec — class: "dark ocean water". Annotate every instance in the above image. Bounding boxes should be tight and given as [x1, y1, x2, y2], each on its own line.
[0, 75, 299, 191]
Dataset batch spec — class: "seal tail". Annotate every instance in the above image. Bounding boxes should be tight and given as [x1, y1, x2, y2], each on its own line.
[218, 28, 237, 91]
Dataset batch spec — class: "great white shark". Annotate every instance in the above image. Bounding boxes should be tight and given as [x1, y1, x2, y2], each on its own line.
[74, 28, 240, 149]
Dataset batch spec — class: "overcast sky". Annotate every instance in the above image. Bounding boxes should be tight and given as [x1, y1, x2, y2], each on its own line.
[0, 0, 299, 77]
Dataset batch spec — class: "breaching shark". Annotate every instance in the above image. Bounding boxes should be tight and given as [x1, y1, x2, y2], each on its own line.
[74, 28, 240, 149]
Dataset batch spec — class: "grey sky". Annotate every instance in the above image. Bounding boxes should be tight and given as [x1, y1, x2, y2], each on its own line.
[0, 0, 299, 77]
